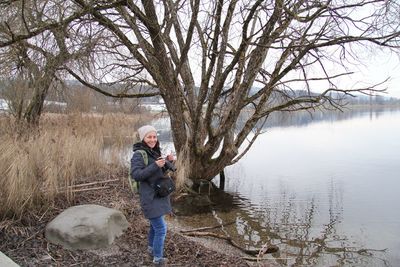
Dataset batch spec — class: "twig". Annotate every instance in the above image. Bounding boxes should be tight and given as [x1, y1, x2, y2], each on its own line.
[38, 206, 51, 222]
[258, 242, 271, 259]
[68, 251, 77, 262]
[243, 256, 292, 261]
[72, 186, 110, 193]
[180, 221, 235, 233]
[70, 261, 88, 266]
[184, 231, 228, 239]
[71, 179, 119, 188]
[17, 229, 42, 247]
[61, 179, 119, 190]
[242, 256, 274, 261]
[172, 192, 190, 201]
[45, 251, 57, 262]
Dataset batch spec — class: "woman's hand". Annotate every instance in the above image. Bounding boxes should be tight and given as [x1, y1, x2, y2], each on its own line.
[155, 158, 166, 168]
[166, 154, 174, 161]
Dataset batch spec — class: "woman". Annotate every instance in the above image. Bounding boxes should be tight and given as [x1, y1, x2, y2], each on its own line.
[130, 125, 174, 266]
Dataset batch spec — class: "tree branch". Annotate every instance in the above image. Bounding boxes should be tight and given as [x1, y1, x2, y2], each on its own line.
[65, 68, 160, 98]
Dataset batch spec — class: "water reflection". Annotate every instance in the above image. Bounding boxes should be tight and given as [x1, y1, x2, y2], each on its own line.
[241, 106, 399, 130]
[177, 178, 388, 266]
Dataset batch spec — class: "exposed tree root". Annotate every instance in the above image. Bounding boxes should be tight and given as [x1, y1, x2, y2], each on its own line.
[180, 221, 235, 233]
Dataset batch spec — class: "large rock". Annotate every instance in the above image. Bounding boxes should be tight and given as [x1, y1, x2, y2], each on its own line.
[45, 204, 129, 250]
[0, 251, 19, 267]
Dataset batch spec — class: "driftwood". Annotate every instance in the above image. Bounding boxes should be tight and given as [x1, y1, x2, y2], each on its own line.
[69, 179, 118, 188]
[182, 219, 279, 256]
[241, 256, 278, 262]
[183, 231, 279, 256]
[71, 186, 110, 193]
[180, 221, 235, 233]
[61, 179, 119, 190]
[54, 179, 118, 193]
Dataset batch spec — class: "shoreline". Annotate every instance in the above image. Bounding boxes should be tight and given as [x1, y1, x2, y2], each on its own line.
[167, 215, 279, 267]
[167, 217, 247, 258]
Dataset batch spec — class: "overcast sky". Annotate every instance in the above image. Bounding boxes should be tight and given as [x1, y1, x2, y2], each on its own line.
[349, 50, 400, 99]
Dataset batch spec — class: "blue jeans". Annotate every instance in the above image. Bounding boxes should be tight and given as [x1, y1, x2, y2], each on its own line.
[148, 215, 167, 259]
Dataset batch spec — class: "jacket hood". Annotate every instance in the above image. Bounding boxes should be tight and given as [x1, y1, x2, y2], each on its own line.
[132, 142, 147, 151]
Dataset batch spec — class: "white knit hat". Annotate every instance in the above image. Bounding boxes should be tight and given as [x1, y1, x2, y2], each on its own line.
[137, 125, 157, 140]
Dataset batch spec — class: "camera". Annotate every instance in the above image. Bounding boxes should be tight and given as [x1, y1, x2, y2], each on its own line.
[157, 156, 177, 172]
[164, 160, 177, 172]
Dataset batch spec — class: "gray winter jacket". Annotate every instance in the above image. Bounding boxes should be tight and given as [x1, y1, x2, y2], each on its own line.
[130, 143, 172, 219]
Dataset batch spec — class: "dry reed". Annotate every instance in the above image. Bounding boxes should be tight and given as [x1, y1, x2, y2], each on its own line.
[0, 112, 149, 218]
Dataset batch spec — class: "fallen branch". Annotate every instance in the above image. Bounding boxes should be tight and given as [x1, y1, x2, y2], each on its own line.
[180, 221, 235, 233]
[53, 179, 118, 194]
[62, 179, 119, 189]
[242, 256, 274, 261]
[242, 256, 293, 262]
[72, 186, 110, 193]
[183, 231, 279, 256]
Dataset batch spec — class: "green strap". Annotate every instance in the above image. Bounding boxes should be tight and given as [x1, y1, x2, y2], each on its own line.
[129, 150, 148, 193]
[138, 150, 148, 165]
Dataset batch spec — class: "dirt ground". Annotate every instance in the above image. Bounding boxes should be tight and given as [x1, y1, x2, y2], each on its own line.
[0, 174, 253, 267]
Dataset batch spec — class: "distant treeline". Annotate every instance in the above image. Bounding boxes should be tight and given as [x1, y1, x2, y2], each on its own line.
[0, 79, 398, 115]
[344, 94, 400, 105]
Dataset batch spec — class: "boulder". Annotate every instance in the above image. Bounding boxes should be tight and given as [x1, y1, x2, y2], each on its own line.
[45, 204, 129, 250]
[0, 251, 19, 267]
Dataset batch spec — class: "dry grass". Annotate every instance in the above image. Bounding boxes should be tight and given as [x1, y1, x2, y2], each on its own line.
[0, 112, 152, 218]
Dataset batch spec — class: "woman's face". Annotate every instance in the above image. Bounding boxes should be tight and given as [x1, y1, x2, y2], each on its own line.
[143, 131, 157, 148]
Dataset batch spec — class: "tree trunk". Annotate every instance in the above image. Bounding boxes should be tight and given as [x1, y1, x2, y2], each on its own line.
[23, 77, 52, 125]
[176, 143, 236, 186]
[24, 89, 47, 125]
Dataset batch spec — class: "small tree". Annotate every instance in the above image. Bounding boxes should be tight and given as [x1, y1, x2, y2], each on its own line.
[0, 0, 108, 124]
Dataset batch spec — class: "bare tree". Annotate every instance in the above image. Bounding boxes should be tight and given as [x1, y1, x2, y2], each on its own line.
[1, 0, 399, 183]
[0, 0, 129, 124]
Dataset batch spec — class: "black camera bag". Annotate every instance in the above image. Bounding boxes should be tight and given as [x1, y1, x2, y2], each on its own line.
[154, 176, 175, 197]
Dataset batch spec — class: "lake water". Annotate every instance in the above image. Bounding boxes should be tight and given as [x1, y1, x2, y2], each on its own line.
[159, 108, 400, 267]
